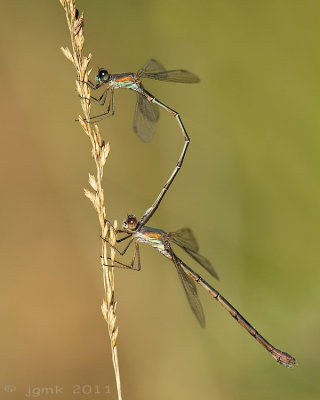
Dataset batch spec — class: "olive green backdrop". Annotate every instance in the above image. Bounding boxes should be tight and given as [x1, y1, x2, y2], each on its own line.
[1, 1, 319, 399]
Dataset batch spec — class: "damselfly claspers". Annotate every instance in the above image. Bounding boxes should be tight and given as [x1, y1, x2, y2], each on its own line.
[104, 215, 297, 368]
[86, 59, 199, 226]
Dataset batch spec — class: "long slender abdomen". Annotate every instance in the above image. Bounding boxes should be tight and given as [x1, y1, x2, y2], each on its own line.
[176, 257, 296, 367]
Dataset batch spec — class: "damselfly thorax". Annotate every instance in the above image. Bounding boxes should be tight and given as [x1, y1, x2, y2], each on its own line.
[108, 73, 142, 90]
[85, 59, 199, 228]
[103, 215, 297, 368]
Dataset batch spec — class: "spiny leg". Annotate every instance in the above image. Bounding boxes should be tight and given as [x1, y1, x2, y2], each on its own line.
[78, 78, 110, 105]
[101, 220, 132, 250]
[103, 242, 141, 271]
[90, 88, 109, 106]
[77, 79, 104, 104]
[101, 233, 134, 256]
[85, 88, 115, 123]
[104, 219, 120, 233]
[131, 242, 142, 271]
[103, 257, 136, 270]
[116, 234, 134, 244]
[84, 79, 103, 90]
[138, 93, 190, 227]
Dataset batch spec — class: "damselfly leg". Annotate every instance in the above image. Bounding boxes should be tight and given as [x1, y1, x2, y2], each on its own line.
[102, 215, 297, 367]
[83, 59, 198, 226]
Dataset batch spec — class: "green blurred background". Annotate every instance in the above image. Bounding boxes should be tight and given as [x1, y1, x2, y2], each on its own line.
[1, 0, 319, 399]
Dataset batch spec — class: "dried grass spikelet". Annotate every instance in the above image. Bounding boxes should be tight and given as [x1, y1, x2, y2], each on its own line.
[59, 1, 122, 399]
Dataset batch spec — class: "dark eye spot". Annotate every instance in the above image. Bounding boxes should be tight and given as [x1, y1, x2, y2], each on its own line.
[96, 69, 109, 82]
[127, 215, 137, 229]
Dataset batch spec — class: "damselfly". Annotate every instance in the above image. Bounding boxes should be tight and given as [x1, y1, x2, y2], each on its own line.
[104, 215, 296, 368]
[86, 59, 199, 226]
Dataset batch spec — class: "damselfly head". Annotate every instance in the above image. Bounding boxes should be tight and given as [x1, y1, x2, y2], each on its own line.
[96, 68, 110, 83]
[123, 215, 138, 231]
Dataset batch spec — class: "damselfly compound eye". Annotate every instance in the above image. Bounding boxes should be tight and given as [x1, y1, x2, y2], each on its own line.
[96, 68, 109, 82]
[89, 59, 198, 224]
[126, 215, 138, 229]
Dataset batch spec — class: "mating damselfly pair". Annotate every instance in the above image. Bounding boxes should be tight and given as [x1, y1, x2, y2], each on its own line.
[82, 59, 296, 367]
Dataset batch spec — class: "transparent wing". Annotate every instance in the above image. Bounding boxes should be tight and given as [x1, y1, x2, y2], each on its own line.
[169, 228, 199, 252]
[138, 59, 166, 74]
[169, 228, 219, 279]
[138, 58, 200, 83]
[133, 93, 159, 143]
[183, 248, 219, 280]
[139, 70, 200, 83]
[172, 254, 205, 327]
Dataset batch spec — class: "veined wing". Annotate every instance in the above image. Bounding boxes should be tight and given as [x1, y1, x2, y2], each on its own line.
[133, 93, 159, 143]
[138, 59, 166, 74]
[169, 228, 219, 279]
[184, 248, 219, 280]
[138, 58, 200, 83]
[172, 253, 205, 328]
[169, 227, 199, 252]
[139, 69, 200, 83]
